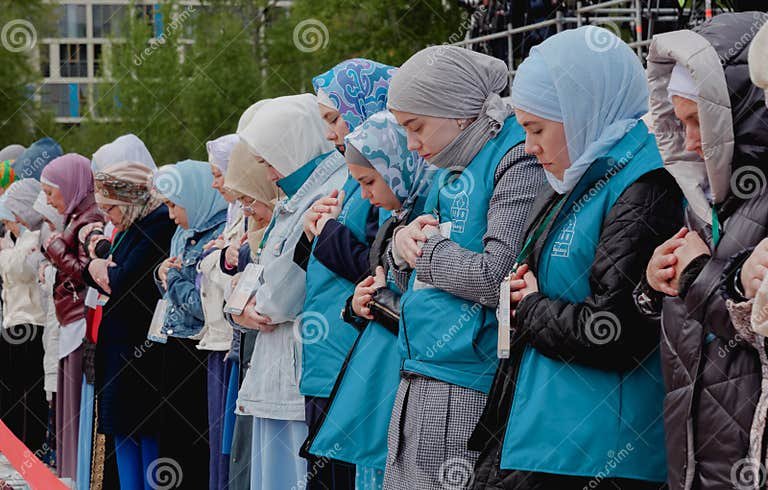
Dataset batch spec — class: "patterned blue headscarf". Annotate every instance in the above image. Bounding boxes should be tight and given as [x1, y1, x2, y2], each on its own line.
[345, 110, 434, 212]
[312, 58, 397, 132]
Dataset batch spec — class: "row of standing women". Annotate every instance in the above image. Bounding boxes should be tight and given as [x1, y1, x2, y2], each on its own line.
[1, 10, 768, 490]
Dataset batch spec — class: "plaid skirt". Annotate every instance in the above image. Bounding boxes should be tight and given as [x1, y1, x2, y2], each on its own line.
[383, 375, 487, 490]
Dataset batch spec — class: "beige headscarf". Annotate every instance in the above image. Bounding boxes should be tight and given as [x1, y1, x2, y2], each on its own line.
[93, 162, 162, 229]
[224, 141, 280, 254]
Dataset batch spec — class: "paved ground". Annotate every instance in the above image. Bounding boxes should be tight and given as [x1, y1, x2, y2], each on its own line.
[0, 454, 29, 489]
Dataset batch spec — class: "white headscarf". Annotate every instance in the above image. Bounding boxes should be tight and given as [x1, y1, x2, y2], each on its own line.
[667, 63, 700, 102]
[91, 134, 157, 173]
[5, 179, 44, 230]
[206, 134, 240, 172]
[237, 94, 334, 177]
[33, 191, 64, 231]
[0, 144, 25, 162]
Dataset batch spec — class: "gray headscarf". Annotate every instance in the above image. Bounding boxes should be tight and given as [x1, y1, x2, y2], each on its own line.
[387, 45, 512, 169]
[5, 179, 44, 230]
[0, 144, 26, 162]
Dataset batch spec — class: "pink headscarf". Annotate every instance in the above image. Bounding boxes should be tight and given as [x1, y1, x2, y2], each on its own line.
[41, 153, 95, 216]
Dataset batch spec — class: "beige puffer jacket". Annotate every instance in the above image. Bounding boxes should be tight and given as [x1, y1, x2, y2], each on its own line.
[0, 229, 46, 328]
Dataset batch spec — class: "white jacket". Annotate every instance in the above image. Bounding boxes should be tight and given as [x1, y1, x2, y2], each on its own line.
[0, 230, 46, 328]
[196, 208, 243, 352]
[236, 152, 347, 421]
[39, 263, 59, 396]
[197, 249, 236, 352]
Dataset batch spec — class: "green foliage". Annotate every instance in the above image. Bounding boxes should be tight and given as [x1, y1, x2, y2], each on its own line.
[263, 0, 465, 97]
[0, 0, 57, 149]
[2, 0, 466, 164]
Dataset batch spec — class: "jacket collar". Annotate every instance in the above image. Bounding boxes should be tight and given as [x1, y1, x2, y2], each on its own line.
[277, 152, 329, 198]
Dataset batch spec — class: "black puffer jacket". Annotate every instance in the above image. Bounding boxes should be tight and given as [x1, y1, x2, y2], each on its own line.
[470, 168, 683, 489]
[641, 12, 768, 490]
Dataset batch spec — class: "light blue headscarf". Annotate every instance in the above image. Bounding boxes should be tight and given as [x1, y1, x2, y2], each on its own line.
[154, 160, 228, 256]
[0, 195, 14, 222]
[312, 58, 397, 132]
[345, 111, 435, 212]
[511, 26, 648, 194]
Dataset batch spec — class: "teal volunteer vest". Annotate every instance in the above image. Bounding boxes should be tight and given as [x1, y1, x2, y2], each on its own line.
[500, 122, 667, 482]
[398, 116, 526, 394]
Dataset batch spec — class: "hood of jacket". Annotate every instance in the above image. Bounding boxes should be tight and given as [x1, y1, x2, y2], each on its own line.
[647, 12, 768, 224]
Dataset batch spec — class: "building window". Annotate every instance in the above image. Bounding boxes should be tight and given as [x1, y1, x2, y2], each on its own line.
[59, 43, 88, 78]
[93, 44, 104, 77]
[41, 83, 75, 118]
[57, 4, 87, 38]
[39, 44, 50, 77]
[135, 5, 156, 31]
[93, 4, 126, 38]
[44, 83, 88, 118]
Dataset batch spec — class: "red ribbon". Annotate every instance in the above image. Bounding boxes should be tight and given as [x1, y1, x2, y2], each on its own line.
[0, 421, 67, 490]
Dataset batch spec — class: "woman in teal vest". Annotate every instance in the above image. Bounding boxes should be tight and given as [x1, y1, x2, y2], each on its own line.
[303, 110, 435, 490]
[469, 27, 683, 489]
[301, 59, 396, 490]
[382, 46, 546, 490]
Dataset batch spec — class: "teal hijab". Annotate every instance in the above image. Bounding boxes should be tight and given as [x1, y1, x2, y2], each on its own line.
[345, 110, 434, 213]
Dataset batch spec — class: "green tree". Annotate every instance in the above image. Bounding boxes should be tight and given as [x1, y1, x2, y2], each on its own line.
[12, 0, 466, 162]
[262, 0, 465, 97]
[0, 0, 57, 149]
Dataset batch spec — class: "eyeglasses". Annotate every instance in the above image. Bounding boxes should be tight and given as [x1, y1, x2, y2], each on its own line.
[237, 198, 256, 213]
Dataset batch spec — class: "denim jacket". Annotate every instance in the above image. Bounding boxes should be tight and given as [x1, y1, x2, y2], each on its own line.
[152, 210, 227, 341]
[236, 151, 347, 421]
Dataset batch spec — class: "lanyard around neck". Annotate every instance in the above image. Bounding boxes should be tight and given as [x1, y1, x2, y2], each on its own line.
[513, 195, 567, 270]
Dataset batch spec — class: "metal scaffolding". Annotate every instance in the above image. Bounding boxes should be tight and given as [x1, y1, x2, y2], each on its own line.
[454, 0, 729, 85]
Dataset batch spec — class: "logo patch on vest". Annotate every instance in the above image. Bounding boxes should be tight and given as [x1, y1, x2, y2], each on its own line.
[337, 205, 349, 224]
[450, 191, 469, 234]
[551, 214, 576, 258]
